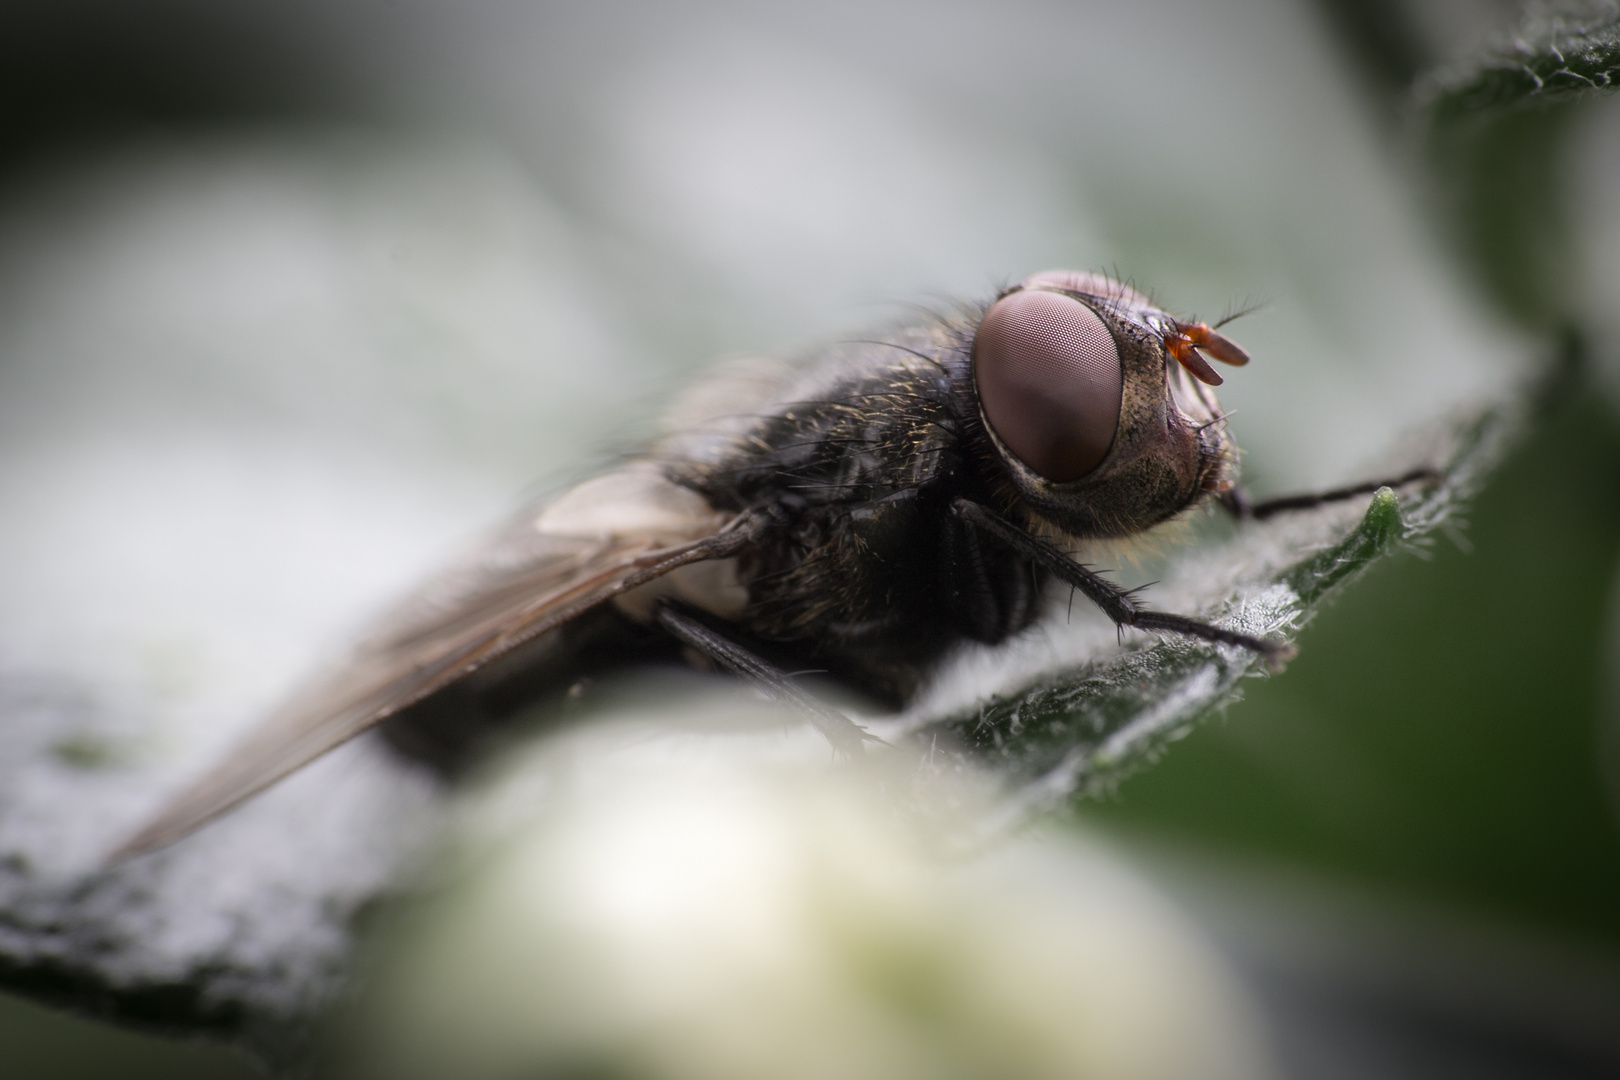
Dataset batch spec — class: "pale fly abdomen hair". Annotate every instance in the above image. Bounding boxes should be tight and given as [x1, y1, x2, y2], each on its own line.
[111, 270, 1435, 858]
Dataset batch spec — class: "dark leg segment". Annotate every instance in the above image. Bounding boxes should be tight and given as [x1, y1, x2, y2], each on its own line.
[950, 498, 1292, 665]
[1222, 467, 1441, 521]
[653, 603, 874, 755]
[940, 501, 1039, 644]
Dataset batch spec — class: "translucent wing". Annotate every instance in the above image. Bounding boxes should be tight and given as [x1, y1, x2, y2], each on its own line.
[112, 465, 751, 859]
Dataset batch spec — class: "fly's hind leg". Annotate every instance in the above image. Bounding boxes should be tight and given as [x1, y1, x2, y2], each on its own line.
[653, 603, 876, 756]
[1220, 467, 1442, 521]
[950, 498, 1295, 669]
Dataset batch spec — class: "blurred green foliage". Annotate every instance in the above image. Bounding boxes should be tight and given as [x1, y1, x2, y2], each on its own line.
[1088, 3, 1620, 939]
[1090, 369, 1620, 942]
[0, 992, 259, 1080]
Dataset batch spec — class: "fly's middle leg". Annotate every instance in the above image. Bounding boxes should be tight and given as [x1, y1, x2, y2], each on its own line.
[1220, 467, 1442, 520]
[949, 498, 1295, 669]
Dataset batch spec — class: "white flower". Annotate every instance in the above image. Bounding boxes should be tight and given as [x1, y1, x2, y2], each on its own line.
[348, 685, 1275, 1080]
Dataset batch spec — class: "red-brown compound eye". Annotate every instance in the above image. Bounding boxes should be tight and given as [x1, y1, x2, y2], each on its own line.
[973, 289, 1124, 482]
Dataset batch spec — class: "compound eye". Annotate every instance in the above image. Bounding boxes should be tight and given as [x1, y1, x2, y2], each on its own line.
[973, 289, 1124, 482]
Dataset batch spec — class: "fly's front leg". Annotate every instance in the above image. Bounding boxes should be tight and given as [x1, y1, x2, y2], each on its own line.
[1221, 467, 1442, 521]
[950, 499, 1294, 668]
[653, 603, 875, 756]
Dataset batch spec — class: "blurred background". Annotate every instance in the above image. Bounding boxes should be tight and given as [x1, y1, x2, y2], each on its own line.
[0, 0, 1617, 1076]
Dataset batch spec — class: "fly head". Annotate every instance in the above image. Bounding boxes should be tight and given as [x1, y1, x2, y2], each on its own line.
[970, 270, 1246, 539]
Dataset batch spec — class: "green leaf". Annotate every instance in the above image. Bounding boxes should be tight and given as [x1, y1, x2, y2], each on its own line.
[1417, 8, 1620, 330]
[1419, 9, 1620, 120]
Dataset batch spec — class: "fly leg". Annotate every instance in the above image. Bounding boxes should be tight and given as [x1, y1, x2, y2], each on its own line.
[653, 603, 875, 756]
[950, 498, 1294, 668]
[1220, 467, 1441, 521]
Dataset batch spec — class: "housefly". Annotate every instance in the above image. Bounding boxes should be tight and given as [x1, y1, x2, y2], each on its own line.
[113, 270, 1435, 857]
